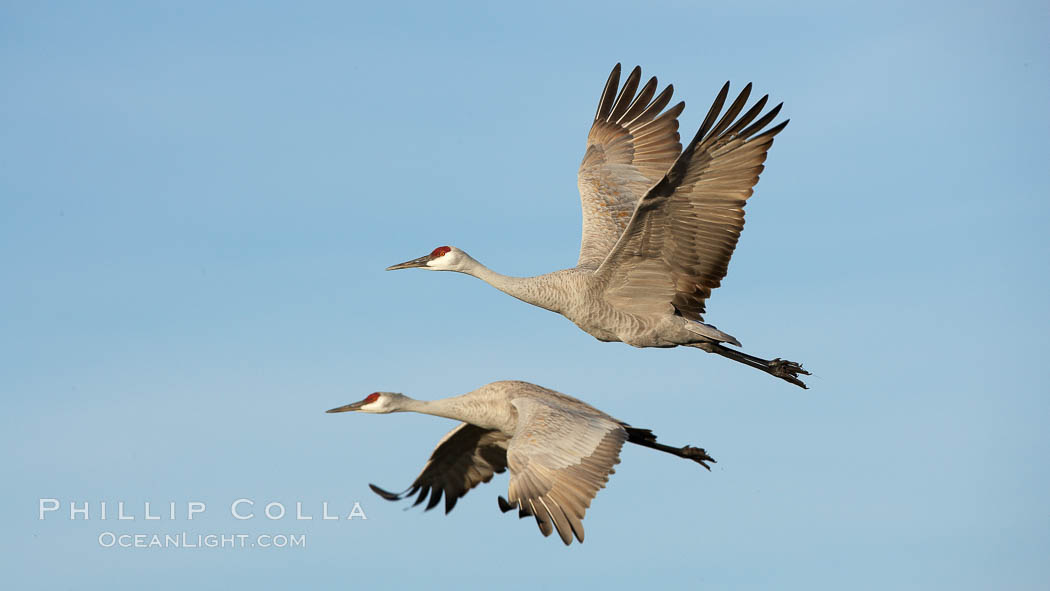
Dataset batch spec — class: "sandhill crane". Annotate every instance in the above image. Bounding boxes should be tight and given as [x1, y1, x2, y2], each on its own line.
[327, 380, 714, 545]
[387, 64, 809, 388]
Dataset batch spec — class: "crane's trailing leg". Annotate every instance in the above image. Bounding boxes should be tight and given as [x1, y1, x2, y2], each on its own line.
[694, 342, 810, 389]
[624, 427, 716, 470]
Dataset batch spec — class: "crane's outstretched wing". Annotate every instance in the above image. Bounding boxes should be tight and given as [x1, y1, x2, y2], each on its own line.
[370, 423, 509, 514]
[501, 397, 626, 545]
[596, 81, 788, 320]
[576, 64, 685, 269]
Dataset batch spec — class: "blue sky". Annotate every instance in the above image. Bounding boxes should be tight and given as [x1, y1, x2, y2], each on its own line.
[2, 1, 1048, 589]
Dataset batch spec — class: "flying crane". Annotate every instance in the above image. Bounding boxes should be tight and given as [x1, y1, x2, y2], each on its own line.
[388, 64, 809, 387]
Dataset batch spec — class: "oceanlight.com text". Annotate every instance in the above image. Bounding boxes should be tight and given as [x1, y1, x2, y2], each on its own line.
[97, 531, 307, 549]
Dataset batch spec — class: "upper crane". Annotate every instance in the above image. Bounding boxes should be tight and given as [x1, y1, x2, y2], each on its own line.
[388, 64, 809, 387]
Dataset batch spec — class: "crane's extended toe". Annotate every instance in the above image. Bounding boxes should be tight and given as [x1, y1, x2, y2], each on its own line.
[680, 446, 716, 470]
[769, 358, 810, 389]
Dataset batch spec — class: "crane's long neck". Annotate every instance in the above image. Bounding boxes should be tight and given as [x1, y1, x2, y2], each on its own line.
[398, 395, 510, 432]
[460, 258, 563, 314]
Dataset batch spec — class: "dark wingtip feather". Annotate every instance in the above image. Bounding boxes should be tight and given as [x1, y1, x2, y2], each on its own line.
[369, 483, 404, 501]
[595, 64, 622, 122]
[689, 81, 731, 148]
[754, 118, 789, 141]
[708, 82, 754, 139]
[767, 118, 790, 135]
[608, 66, 642, 122]
[722, 94, 769, 138]
[412, 486, 429, 507]
[618, 76, 659, 124]
[738, 102, 785, 139]
[424, 487, 443, 511]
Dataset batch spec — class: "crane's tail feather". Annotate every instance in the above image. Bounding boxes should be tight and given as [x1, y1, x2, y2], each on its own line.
[684, 321, 741, 346]
[694, 342, 810, 388]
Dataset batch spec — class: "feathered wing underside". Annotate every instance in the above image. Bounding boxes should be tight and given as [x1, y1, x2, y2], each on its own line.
[501, 397, 626, 545]
[370, 423, 509, 514]
[597, 81, 789, 321]
[576, 64, 684, 269]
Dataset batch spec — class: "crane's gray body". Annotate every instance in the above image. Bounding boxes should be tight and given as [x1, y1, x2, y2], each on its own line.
[406, 379, 604, 434]
[478, 266, 738, 348]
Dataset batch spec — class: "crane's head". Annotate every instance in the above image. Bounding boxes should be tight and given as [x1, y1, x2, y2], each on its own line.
[326, 392, 405, 414]
[386, 246, 468, 272]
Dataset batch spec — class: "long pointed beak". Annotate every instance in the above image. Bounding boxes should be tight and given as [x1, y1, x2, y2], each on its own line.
[326, 400, 368, 413]
[385, 254, 430, 271]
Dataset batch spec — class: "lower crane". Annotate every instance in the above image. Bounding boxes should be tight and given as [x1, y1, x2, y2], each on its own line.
[328, 380, 714, 545]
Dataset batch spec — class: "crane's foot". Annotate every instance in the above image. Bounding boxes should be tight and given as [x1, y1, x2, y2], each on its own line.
[699, 343, 811, 389]
[769, 358, 810, 389]
[680, 446, 716, 470]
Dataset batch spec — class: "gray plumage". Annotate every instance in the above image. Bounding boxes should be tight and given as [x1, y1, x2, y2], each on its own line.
[327, 380, 714, 545]
[387, 64, 809, 388]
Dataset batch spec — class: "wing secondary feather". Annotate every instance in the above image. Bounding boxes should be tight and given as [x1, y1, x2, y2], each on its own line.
[503, 397, 626, 545]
